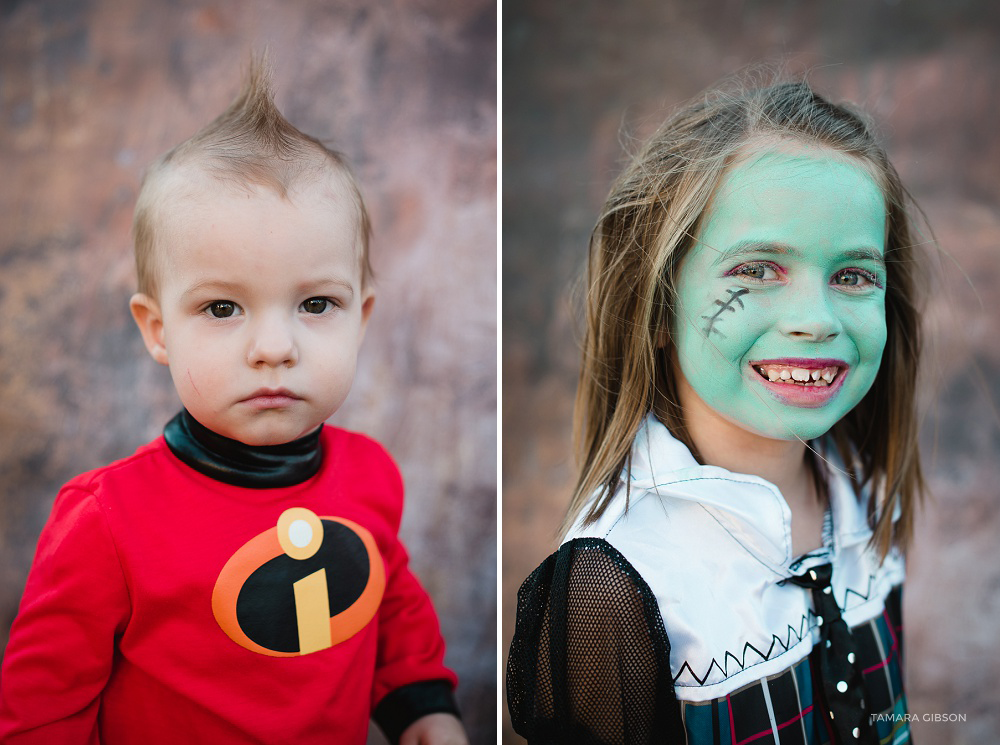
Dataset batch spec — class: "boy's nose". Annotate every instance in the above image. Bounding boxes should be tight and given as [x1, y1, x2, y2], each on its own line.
[247, 317, 299, 368]
[775, 286, 843, 342]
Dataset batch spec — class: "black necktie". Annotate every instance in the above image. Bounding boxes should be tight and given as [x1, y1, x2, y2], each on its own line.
[787, 563, 876, 744]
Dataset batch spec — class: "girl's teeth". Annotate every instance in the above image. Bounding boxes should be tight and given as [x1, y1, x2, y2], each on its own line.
[755, 364, 840, 386]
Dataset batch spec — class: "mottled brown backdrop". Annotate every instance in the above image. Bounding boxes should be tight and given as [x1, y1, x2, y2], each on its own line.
[503, 3, 1000, 744]
[0, 1, 496, 743]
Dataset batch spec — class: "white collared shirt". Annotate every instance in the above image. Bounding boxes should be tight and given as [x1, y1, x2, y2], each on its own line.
[565, 413, 905, 702]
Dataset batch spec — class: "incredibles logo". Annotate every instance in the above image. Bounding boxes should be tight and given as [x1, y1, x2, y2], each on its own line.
[212, 508, 385, 657]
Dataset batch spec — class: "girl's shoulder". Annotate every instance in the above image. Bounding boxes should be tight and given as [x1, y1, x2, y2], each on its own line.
[507, 535, 684, 741]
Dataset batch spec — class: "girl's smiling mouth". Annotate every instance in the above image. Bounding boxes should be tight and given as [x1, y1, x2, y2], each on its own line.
[748, 358, 849, 407]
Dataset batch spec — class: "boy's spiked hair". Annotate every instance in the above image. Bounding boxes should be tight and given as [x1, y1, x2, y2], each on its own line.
[133, 53, 372, 296]
[566, 78, 927, 560]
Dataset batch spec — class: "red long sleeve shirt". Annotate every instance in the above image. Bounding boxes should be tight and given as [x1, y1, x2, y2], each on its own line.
[0, 424, 456, 744]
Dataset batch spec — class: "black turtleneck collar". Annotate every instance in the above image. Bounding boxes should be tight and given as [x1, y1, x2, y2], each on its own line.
[163, 410, 323, 489]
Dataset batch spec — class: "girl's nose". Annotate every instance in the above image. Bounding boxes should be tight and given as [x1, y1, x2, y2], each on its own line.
[247, 316, 299, 368]
[776, 287, 843, 342]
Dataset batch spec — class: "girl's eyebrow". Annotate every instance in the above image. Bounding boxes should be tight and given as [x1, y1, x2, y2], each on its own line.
[841, 248, 887, 268]
[716, 240, 886, 269]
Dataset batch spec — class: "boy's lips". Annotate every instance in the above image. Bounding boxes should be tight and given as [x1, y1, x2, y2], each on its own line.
[748, 358, 849, 408]
[240, 388, 303, 409]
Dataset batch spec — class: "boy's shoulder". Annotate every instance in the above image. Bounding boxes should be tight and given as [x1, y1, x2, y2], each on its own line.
[320, 423, 394, 460]
[320, 424, 399, 473]
[63, 435, 172, 494]
[313, 426, 413, 533]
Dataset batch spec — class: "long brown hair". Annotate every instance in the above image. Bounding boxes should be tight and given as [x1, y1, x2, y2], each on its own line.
[567, 79, 926, 559]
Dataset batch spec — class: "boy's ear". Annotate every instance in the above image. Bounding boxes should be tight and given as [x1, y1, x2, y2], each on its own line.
[358, 290, 375, 342]
[129, 293, 169, 366]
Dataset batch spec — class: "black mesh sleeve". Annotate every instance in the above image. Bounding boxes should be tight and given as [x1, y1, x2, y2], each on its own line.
[506, 537, 685, 745]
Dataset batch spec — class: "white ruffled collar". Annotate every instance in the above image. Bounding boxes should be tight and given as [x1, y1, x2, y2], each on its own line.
[624, 413, 881, 575]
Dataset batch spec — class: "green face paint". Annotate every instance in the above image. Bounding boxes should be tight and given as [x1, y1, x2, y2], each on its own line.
[673, 143, 888, 441]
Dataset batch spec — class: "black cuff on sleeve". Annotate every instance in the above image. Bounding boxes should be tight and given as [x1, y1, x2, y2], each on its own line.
[372, 679, 460, 745]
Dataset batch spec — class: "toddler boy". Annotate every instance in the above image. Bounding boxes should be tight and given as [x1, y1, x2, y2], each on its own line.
[0, 58, 467, 745]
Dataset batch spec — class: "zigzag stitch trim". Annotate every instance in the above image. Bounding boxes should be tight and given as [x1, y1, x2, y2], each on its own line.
[673, 609, 817, 685]
[672, 573, 881, 686]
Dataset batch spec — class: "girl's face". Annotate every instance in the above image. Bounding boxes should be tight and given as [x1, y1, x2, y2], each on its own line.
[673, 142, 888, 442]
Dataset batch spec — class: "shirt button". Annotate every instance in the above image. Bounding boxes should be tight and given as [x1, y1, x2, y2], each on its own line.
[852, 727, 860, 738]
[824, 585, 832, 594]
[816, 616, 824, 626]
[809, 570, 818, 580]
[837, 681, 848, 693]
[848, 652, 856, 664]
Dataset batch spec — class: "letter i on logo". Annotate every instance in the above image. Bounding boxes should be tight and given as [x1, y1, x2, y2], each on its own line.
[277, 507, 331, 654]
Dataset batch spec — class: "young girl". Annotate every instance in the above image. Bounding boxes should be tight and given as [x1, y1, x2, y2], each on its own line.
[507, 80, 924, 745]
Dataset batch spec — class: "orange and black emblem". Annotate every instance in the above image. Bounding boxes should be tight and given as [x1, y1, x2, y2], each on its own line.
[212, 508, 385, 656]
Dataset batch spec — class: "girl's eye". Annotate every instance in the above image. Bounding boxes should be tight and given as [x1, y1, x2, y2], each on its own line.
[206, 301, 241, 318]
[831, 269, 880, 288]
[301, 297, 332, 314]
[728, 262, 780, 281]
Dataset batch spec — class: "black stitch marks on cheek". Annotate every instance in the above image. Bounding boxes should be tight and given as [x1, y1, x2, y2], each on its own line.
[701, 288, 749, 338]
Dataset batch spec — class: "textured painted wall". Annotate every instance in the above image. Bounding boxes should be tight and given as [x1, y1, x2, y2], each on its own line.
[503, 2, 1000, 743]
[0, 1, 496, 742]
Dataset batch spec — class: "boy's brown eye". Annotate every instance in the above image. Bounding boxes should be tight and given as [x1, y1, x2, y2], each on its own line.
[302, 297, 330, 314]
[208, 301, 237, 318]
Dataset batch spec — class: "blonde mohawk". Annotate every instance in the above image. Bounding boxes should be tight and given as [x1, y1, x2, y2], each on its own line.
[133, 51, 372, 295]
